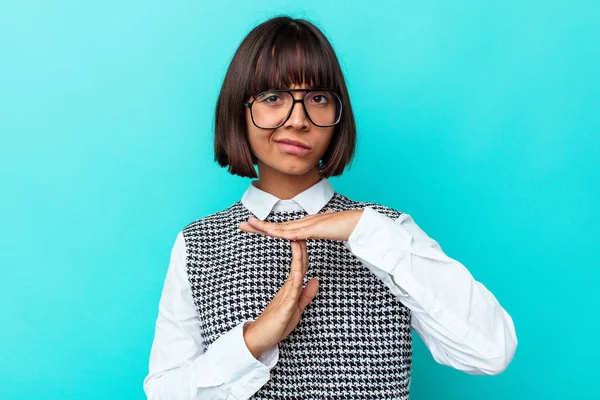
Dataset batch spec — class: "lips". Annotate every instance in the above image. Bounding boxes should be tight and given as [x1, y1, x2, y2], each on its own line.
[275, 138, 311, 149]
[275, 138, 311, 156]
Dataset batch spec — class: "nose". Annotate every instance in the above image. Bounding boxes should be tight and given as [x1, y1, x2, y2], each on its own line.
[283, 96, 310, 130]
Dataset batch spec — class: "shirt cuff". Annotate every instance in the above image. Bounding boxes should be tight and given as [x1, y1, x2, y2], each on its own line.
[203, 320, 279, 385]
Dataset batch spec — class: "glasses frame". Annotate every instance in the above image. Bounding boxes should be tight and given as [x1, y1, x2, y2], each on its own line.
[243, 89, 343, 129]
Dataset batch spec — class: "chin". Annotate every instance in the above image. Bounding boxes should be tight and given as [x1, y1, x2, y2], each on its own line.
[281, 165, 314, 175]
[273, 161, 316, 176]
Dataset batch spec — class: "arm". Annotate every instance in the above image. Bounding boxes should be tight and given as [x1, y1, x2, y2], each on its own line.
[343, 207, 517, 375]
[143, 232, 279, 399]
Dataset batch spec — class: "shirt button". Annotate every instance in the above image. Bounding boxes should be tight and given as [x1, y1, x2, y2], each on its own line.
[356, 237, 365, 248]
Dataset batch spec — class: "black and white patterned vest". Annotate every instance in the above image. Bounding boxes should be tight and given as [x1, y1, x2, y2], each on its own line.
[182, 192, 412, 399]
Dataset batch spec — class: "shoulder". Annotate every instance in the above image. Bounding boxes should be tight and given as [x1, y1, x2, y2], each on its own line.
[181, 201, 246, 236]
[330, 192, 404, 220]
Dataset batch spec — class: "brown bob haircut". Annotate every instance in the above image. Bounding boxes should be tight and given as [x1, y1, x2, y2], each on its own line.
[214, 16, 357, 178]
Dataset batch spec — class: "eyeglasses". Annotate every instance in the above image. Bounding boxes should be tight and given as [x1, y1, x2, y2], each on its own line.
[244, 89, 343, 129]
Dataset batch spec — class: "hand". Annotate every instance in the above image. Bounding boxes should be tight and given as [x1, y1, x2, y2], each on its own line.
[243, 240, 319, 359]
[239, 209, 364, 242]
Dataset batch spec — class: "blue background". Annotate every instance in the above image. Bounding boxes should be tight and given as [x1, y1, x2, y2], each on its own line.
[1, 0, 598, 398]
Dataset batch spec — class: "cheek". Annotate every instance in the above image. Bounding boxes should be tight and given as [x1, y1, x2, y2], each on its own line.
[245, 111, 274, 153]
[317, 128, 335, 152]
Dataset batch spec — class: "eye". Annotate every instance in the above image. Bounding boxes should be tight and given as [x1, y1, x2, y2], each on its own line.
[308, 92, 331, 105]
[256, 92, 282, 104]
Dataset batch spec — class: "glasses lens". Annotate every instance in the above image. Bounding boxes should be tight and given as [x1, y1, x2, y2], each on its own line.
[250, 90, 342, 128]
[304, 91, 341, 126]
[252, 91, 294, 129]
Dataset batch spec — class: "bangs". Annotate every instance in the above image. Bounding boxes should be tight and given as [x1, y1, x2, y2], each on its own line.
[248, 23, 338, 96]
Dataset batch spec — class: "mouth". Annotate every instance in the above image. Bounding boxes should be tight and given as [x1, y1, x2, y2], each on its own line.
[275, 139, 311, 156]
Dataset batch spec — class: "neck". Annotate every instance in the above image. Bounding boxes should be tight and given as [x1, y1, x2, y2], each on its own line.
[255, 163, 322, 200]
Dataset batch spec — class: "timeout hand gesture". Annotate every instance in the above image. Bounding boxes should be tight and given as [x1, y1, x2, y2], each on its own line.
[241, 209, 364, 359]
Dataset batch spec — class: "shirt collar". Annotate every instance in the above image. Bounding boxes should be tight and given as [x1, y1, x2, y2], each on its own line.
[241, 177, 334, 220]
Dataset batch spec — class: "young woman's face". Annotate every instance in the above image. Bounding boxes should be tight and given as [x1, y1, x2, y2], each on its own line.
[245, 84, 335, 177]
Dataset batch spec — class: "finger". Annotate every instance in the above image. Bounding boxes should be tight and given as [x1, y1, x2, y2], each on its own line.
[277, 211, 336, 228]
[294, 239, 307, 275]
[299, 239, 308, 275]
[294, 240, 305, 281]
[285, 241, 299, 283]
[286, 241, 304, 300]
[242, 211, 339, 240]
[267, 222, 321, 241]
[272, 210, 338, 231]
[245, 217, 280, 232]
[241, 217, 299, 234]
[247, 213, 333, 234]
[241, 220, 310, 238]
[298, 278, 319, 312]
[241, 219, 287, 237]
[239, 221, 264, 234]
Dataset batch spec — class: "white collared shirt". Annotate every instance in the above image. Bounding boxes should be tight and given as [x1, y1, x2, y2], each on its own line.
[143, 178, 517, 399]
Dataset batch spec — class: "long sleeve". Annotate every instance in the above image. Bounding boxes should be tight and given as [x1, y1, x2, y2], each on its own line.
[343, 207, 517, 375]
[143, 232, 279, 399]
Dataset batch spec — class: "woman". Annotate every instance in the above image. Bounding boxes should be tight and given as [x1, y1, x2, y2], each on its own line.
[144, 15, 517, 399]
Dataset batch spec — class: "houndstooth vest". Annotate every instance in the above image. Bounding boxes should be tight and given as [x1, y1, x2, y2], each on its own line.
[182, 192, 412, 399]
